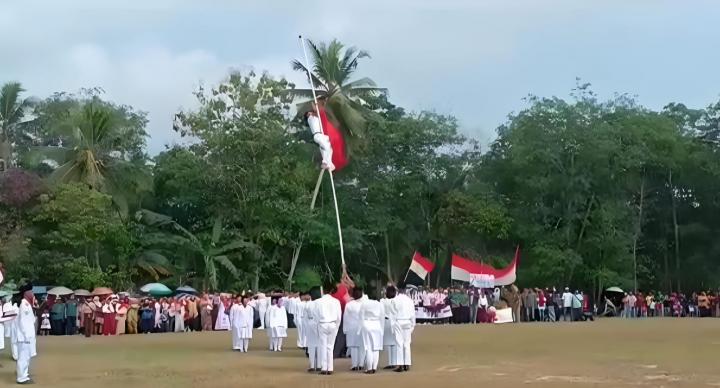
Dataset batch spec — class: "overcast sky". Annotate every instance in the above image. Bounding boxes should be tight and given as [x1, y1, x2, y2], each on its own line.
[2, 0, 720, 153]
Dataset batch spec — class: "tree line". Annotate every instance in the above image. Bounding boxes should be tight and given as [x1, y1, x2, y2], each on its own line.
[1, 41, 719, 297]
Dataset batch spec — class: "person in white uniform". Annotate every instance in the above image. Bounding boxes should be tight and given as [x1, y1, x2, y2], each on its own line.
[293, 292, 307, 349]
[267, 297, 288, 352]
[381, 287, 398, 370]
[228, 296, 243, 351]
[343, 288, 365, 371]
[304, 288, 321, 373]
[357, 288, 384, 374]
[305, 109, 335, 171]
[315, 284, 342, 375]
[3, 297, 19, 361]
[389, 286, 416, 372]
[14, 291, 36, 384]
[229, 296, 254, 352]
[256, 293, 268, 330]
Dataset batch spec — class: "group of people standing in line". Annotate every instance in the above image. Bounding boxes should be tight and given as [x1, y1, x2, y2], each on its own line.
[618, 291, 720, 318]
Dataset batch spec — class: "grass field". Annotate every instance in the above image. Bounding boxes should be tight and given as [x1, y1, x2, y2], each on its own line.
[0, 318, 717, 387]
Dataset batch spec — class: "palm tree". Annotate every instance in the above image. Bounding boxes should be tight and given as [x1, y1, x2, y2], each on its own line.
[27, 103, 151, 216]
[136, 210, 258, 291]
[291, 39, 386, 139]
[0, 82, 34, 169]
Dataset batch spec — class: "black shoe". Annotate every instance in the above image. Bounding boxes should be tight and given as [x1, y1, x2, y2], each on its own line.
[314, 368, 321, 372]
[17, 380, 34, 385]
[394, 367, 404, 373]
[403, 365, 410, 372]
[307, 368, 315, 373]
[383, 366, 395, 370]
[364, 370, 373, 374]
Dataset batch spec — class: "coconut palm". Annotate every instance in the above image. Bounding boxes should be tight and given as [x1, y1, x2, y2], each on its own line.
[291, 39, 386, 139]
[26, 103, 151, 216]
[0, 82, 34, 168]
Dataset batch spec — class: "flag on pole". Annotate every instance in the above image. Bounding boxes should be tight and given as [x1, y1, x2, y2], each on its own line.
[406, 252, 435, 285]
[451, 246, 520, 287]
[318, 108, 349, 171]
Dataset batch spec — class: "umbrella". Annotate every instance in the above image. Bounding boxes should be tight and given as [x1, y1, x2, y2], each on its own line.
[74, 289, 91, 297]
[606, 286, 624, 293]
[140, 283, 173, 296]
[92, 287, 113, 296]
[176, 286, 198, 294]
[47, 286, 74, 296]
[176, 292, 196, 300]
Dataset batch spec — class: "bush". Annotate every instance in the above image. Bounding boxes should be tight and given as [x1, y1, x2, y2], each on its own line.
[293, 266, 322, 292]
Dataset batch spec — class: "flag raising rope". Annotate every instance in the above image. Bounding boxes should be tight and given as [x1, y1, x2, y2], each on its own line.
[298, 35, 348, 272]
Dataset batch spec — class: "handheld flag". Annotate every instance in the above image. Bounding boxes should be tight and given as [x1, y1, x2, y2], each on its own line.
[406, 252, 435, 285]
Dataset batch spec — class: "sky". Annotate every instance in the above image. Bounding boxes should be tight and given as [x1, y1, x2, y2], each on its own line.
[2, 0, 720, 154]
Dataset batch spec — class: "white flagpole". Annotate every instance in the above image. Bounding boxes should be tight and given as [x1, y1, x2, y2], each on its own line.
[298, 35, 347, 271]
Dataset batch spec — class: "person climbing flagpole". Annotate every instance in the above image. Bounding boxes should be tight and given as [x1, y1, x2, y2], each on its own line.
[298, 35, 348, 272]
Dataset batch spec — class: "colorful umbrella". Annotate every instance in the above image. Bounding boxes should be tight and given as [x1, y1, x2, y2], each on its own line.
[48, 286, 74, 296]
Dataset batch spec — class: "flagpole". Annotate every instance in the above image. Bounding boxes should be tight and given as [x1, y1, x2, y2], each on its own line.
[298, 35, 347, 272]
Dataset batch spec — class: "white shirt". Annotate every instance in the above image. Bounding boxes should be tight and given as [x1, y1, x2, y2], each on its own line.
[314, 295, 341, 324]
[343, 296, 365, 334]
[359, 298, 384, 322]
[14, 299, 35, 343]
[390, 294, 416, 324]
[479, 294, 488, 307]
[268, 305, 288, 329]
[308, 115, 322, 135]
[562, 292, 574, 308]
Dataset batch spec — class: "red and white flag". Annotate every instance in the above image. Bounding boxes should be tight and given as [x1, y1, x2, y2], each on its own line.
[319, 108, 349, 171]
[451, 246, 520, 287]
[407, 251, 435, 283]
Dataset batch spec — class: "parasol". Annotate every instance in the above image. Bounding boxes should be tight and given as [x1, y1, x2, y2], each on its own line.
[176, 286, 198, 294]
[74, 289, 91, 297]
[92, 287, 113, 296]
[605, 286, 624, 293]
[47, 286, 74, 296]
[140, 283, 173, 296]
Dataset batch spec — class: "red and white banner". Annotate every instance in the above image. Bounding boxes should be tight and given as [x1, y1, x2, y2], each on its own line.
[451, 246, 520, 287]
[408, 252, 435, 279]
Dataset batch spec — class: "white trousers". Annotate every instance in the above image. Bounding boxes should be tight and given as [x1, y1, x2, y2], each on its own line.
[313, 133, 335, 171]
[318, 322, 339, 372]
[364, 350, 380, 371]
[295, 322, 305, 348]
[385, 345, 397, 366]
[308, 345, 319, 369]
[395, 322, 413, 366]
[270, 337, 283, 351]
[349, 347, 361, 368]
[241, 339, 250, 352]
[16, 342, 32, 383]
